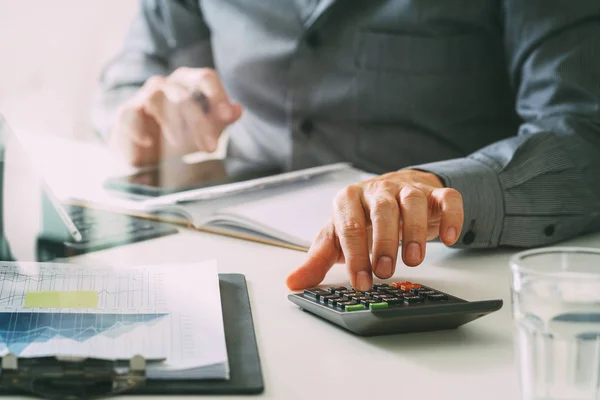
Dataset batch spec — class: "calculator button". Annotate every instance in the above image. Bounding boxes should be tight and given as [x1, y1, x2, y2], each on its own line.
[337, 300, 358, 310]
[361, 299, 379, 306]
[374, 294, 396, 300]
[427, 294, 448, 301]
[328, 287, 347, 294]
[369, 302, 389, 310]
[392, 281, 421, 291]
[345, 304, 366, 311]
[382, 288, 402, 295]
[336, 290, 355, 296]
[351, 296, 371, 302]
[304, 288, 329, 299]
[404, 295, 424, 304]
[347, 291, 364, 297]
[373, 284, 391, 289]
[383, 297, 404, 305]
[320, 295, 340, 304]
[415, 290, 436, 296]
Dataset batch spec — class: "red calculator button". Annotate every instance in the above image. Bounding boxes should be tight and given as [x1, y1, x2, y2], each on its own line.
[392, 281, 411, 288]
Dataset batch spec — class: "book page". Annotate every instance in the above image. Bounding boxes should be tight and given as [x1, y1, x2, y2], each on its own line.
[208, 168, 373, 248]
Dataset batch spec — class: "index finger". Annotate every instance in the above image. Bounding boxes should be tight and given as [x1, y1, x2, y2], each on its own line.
[286, 219, 343, 290]
[333, 186, 372, 292]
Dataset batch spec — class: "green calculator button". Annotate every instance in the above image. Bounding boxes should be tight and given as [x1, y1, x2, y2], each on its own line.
[345, 304, 366, 312]
[369, 302, 389, 310]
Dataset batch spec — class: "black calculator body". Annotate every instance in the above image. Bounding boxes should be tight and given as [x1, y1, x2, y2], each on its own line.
[288, 281, 503, 336]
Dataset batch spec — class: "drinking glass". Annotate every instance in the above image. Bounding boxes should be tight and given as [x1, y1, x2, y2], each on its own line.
[510, 247, 600, 400]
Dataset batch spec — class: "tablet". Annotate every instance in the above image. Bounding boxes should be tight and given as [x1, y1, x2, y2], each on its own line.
[103, 158, 282, 197]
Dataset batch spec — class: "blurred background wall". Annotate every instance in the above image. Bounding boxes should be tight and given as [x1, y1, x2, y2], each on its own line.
[0, 1, 138, 141]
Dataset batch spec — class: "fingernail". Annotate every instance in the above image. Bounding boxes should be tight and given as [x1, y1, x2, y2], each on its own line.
[375, 256, 393, 278]
[217, 103, 233, 120]
[355, 270, 372, 291]
[446, 227, 457, 242]
[405, 242, 422, 265]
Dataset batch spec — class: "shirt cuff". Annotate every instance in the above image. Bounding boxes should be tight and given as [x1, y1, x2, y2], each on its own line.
[407, 157, 505, 248]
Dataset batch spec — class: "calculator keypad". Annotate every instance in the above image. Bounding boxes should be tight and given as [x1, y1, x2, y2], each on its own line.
[303, 281, 449, 311]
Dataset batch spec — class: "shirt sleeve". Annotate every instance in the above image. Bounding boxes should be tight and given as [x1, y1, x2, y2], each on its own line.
[90, 0, 214, 139]
[410, 0, 600, 249]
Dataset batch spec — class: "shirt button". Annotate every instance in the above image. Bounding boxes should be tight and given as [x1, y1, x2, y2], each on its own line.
[463, 231, 475, 245]
[544, 225, 555, 236]
[300, 119, 315, 136]
[305, 31, 321, 48]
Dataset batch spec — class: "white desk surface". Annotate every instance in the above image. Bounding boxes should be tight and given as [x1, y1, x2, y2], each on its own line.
[38, 225, 597, 400]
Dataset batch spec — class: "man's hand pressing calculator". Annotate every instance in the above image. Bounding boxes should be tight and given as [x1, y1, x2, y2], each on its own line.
[288, 281, 502, 336]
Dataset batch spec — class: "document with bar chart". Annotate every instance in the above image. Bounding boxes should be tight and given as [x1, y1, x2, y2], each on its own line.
[0, 259, 229, 379]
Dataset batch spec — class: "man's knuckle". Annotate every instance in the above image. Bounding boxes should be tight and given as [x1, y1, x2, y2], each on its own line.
[372, 196, 397, 211]
[197, 68, 216, 80]
[400, 186, 426, 203]
[144, 75, 165, 88]
[446, 209, 465, 222]
[370, 201, 399, 224]
[371, 180, 397, 193]
[146, 87, 166, 104]
[441, 188, 463, 202]
[345, 255, 371, 268]
[316, 222, 336, 242]
[334, 185, 360, 205]
[339, 218, 365, 236]
[405, 224, 427, 238]
[343, 184, 362, 198]
[372, 237, 398, 247]
[171, 66, 192, 77]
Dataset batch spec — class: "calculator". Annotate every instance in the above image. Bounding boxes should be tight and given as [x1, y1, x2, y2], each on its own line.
[288, 281, 503, 336]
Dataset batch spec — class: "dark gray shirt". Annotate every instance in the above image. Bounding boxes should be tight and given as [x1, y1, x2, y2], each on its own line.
[92, 0, 600, 250]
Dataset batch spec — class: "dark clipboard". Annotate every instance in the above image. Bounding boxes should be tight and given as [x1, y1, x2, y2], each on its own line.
[0, 273, 264, 398]
[138, 273, 264, 395]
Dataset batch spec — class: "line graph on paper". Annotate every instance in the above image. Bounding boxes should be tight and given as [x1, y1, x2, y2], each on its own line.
[0, 263, 172, 359]
[0, 263, 169, 313]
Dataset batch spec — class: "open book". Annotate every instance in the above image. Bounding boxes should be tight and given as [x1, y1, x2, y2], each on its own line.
[19, 134, 373, 251]
[144, 166, 373, 250]
[82, 165, 373, 251]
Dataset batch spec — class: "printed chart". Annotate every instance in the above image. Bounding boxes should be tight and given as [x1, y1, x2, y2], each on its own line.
[0, 264, 169, 313]
[0, 263, 171, 360]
